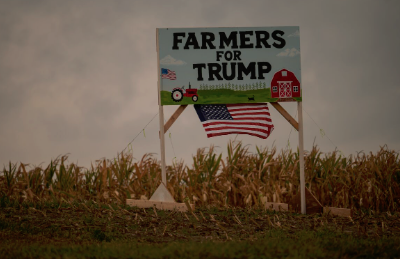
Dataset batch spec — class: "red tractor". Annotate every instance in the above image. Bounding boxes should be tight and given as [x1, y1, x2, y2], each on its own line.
[171, 82, 199, 102]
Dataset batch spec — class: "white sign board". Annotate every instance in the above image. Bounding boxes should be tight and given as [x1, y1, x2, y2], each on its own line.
[157, 27, 301, 105]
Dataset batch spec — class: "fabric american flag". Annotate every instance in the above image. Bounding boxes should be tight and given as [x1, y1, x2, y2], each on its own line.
[194, 103, 274, 139]
[161, 68, 176, 80]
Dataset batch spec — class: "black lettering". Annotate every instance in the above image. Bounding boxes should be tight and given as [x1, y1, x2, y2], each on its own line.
[208, 63, 223, 81]
[239, 31, 254, 49]
[233, 51, 242, 61]
[272, 30, 286, 49]
[193, 63, 206, 81]
[237, 62, 256, 80]
[255, 31, 271, 48]
[257, 62, 271, 79]
[172, 32, 185, 50]
[222, 63, 236, 80]
[224, 51, 233, 61]
[184, 33, 200, 49]
[201, 32, 216, 49]
[216, 51, 224, 61]
[219, 31, 238, 49]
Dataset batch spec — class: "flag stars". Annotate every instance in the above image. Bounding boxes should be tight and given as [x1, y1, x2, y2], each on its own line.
[201, 105, 233, 120]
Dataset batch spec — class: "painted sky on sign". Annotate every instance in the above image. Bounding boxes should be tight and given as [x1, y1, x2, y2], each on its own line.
[158, 27, 301, 92]
[0, 0, 399, 170]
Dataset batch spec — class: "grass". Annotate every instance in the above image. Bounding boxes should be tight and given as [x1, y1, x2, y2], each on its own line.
[2, 232, 400, 259]
[0, 201, 400, 258]
[161, 88, 278, 105]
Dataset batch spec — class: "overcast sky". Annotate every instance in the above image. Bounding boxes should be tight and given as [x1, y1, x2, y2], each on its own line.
[1, 0, 399, 169]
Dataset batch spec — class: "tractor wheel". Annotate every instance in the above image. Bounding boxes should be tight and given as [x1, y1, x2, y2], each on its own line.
[171, 89, 183, 102]
[192, 95, 198, 102]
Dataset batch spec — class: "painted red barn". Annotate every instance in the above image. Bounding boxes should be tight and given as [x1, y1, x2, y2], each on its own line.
[270, 69, 301, 98]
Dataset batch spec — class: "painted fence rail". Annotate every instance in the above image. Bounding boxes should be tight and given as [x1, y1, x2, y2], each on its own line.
[1, 142, 399, 212]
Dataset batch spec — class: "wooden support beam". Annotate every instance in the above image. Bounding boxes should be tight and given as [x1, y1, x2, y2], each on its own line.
[289, 187, 323, 214]
[164, 105, 188, 133]
[270, 102, 299, 131]
[261, 198, 289, 211]
[323, 207, 352, 217]
[126, 199, 194, 212]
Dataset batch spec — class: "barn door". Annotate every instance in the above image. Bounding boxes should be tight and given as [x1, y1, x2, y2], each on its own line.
[279, 81, 293, 98]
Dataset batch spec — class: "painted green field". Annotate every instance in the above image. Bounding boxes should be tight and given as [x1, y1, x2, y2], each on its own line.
[161, 88, 278, 105]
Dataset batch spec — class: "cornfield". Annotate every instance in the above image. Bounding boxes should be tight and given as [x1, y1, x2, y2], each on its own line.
[1, 141, 399, 212]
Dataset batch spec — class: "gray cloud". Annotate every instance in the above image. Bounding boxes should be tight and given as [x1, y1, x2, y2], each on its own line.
[0, 0, 399, 169]
[277, 48, 300, 57]
[160, 55, 186, 65]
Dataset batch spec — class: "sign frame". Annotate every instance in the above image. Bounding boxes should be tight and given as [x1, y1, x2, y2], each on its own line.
[158, 26, 302, 106]
[155, 27, 306, 214]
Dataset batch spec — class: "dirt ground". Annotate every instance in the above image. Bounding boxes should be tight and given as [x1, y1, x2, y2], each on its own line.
[1, 203, 400, 245]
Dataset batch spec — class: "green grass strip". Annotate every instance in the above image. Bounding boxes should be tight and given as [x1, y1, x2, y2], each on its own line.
[1, 229, 399, 259]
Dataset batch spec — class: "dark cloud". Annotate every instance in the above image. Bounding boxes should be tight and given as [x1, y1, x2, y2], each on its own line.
[0, 0, 399, 168]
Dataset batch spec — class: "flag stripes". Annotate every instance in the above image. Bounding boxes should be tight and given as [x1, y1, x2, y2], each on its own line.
[161, 68, 176, 80]
[194, 103, 274, 139]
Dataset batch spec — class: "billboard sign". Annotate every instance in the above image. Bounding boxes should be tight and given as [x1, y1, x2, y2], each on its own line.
[157, 27, 301, 105]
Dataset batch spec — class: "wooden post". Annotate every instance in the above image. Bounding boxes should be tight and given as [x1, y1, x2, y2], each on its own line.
[158, 104, 167, 185]
[298, 101, 306, 214]
[323, 207, 352, 217]
[290, 187, 322, 214]
[156, 29, 167, 186]
[127, 200, 194, 212]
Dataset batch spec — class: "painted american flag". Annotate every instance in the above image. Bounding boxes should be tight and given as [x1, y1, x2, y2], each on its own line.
[161, 68, 176, 80]
[194, 103, 274, 139]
